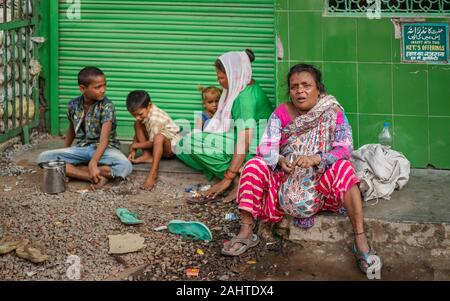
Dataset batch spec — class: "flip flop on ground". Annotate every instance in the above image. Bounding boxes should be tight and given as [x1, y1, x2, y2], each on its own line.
[116, 208, 143, 225]
[167, 220, 212, 241]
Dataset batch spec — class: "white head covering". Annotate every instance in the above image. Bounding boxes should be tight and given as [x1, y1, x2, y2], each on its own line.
[203, 51, 252, 133]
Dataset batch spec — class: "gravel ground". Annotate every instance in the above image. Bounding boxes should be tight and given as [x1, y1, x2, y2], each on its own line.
[0, 136, 281, 281]
[2, 135, 447, 281]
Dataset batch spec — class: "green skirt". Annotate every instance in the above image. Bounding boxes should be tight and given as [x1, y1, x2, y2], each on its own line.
[175, 131, 253, 180]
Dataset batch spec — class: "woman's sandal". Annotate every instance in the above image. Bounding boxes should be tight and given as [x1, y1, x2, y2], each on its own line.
[351, 232, 382, 274]
[221, 221, 259, 256]
[221, 234, 260, 256]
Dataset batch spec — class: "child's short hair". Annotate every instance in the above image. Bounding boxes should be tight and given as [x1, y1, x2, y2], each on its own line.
[78, 66, 104, 86]
[126, 90, 151, 112]
[197, 85, 222, 102]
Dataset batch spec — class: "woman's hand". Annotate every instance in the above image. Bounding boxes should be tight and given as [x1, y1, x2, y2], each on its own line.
[294, 155, 321, 168]
[205, 178, 233, 199]
[279, 157, 294, 174]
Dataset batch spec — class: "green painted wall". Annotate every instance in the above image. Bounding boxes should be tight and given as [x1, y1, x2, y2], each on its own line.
[276, 0, 450, 169]
[54, 0, 275, 140]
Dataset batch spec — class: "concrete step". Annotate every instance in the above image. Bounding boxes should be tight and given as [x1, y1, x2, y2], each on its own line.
[276, 214, 449, 252]
[274, 169, 450, 254]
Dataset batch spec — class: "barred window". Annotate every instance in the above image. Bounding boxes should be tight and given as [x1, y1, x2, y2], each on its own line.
[325, 0, 450, 17]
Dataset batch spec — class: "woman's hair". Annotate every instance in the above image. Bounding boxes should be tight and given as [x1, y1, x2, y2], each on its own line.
[126, 90, 151, 112]
[214, 48, 256, 73]
[287, 63, 326, 94]
[197, 85, 222, 102]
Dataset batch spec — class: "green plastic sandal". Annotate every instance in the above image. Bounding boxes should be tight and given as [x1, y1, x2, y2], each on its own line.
[167, 220, 212, 241]
[116, 208, 143, 225]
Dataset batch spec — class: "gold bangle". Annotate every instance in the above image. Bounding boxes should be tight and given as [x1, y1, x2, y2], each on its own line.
[224, 170, 236, 180]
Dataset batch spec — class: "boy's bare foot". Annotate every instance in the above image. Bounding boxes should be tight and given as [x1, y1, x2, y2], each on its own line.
[132, 153, 153, 164]
[140, 174, 157, 190]
[90, 176, 109, 190]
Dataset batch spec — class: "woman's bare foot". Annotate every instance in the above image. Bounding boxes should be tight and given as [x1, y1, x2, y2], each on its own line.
[141, 174, 157, 190]
[132, 152, 153, 164]
[90, 176, 109, 190]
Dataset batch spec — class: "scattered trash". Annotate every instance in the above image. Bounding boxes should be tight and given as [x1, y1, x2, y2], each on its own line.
[116, 208, 143, 225]
[167, 220, 212, 241]
[186, 268, 200, 277]
[185, 184, 211, 193]
[25, 271, 37, 277]
[191, 191, 202, 198]
[153, 225, 168, 231]
[196, 249, 204, 255]
[225, 212, 239, 221]
[199, 185, 211, 192]
[195, 213, 203, 218]
[75, 189, 89, 193]
[108, 233, 145, 254]
[247, 259, 257, 265]
[3, 186, 12, 192]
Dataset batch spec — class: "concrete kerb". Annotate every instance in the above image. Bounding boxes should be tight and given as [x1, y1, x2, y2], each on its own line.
[275, 214, 450, 251]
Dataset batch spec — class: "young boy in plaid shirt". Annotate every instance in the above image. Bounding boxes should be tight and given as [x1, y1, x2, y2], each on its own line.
[126, 90, 181, 190]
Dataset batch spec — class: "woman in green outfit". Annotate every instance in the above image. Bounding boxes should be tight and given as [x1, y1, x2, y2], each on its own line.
[176, 49, 273, 200]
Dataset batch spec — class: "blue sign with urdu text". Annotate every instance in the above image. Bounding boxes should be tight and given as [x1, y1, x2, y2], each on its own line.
[402, 23, 449, 64]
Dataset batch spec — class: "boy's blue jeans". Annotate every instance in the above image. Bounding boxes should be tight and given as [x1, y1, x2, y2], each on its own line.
[37, 145, 133, 179]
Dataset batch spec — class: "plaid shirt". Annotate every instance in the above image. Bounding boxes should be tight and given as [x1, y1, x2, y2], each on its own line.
[142, 104, 180, 143]
[67, 95, 120, 149]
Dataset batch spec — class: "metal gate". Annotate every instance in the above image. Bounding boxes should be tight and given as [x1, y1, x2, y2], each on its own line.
[0, 0, 40, 143]
[51, 0, 276, 139]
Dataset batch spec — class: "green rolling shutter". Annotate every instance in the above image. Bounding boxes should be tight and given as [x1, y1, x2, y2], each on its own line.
[57, 0, 275, 139]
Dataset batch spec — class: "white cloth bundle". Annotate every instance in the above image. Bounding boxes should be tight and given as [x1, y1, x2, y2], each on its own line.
[351, 144, 410, 201]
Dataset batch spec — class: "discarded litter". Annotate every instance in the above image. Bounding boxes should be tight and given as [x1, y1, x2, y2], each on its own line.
[225, 212, 239, 221]
[3, 186, 12, 192]
[25, 271, 37, 277]
[196, 249, 204, 255]
[186, 268, 200, 277]
[199, 185, 211, 192]
[185, 184, 211, 193]
[247, 259, 257, 265]
[108, 233, 145, 254]
[75, 189, 89, 193]
[195, 213, 203, 218]
[153, 225, 168, 231]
